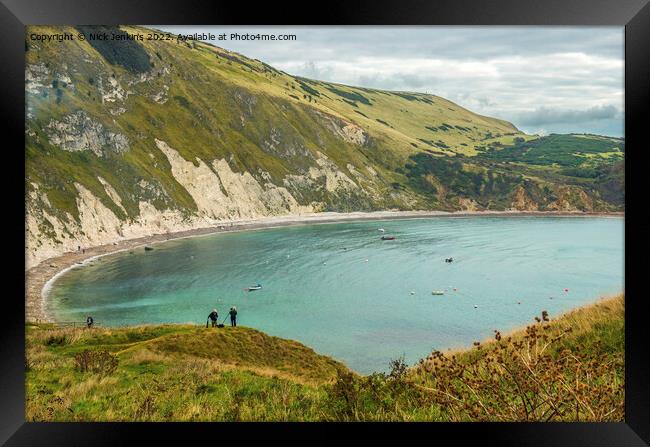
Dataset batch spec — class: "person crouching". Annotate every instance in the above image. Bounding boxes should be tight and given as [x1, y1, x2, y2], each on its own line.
[207, 309, 219, 328]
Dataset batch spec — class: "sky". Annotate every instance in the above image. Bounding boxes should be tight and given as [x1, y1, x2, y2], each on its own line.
[156, 26, 624, 137]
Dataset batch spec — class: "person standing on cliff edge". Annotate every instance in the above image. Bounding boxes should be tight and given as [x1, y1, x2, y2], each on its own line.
[229, 306, 237, 327]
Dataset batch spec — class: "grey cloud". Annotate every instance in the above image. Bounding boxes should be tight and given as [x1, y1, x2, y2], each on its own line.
[158, 26, 623, 62]
[155, 25, 624, 136]
[516, 105, 620, 126]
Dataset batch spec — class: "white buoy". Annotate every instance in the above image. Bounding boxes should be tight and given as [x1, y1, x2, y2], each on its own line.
[410, 291, 415, 295]
[365, 259, 369, 262]
[473, 305, 478, 309]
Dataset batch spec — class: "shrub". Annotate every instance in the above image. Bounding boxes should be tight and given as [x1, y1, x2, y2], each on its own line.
[174, 95, 191, 109]
[44, 334, 68, 346]
[75, 26, 151, 73]
[133, 395, 156, 421]
[325, 356, 425, 421]
[73, 350, 119, 375]
[415, 312, 624, 421]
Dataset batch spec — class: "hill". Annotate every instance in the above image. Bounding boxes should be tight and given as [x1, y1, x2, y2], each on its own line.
[25, 25, 624, 267]
[25, 324, 347, 421]
[26, 295, 624, 421]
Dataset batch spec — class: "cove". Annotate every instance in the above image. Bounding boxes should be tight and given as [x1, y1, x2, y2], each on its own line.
[47, 216, 624, 373]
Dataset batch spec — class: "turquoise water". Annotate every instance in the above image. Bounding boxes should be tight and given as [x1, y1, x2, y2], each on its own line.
[47, 217, 624, 373]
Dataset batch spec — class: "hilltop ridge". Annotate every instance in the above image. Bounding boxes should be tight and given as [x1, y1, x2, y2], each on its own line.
[26, 294, 624, 421]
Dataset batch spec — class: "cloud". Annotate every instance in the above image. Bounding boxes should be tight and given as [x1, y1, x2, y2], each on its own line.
[516, 105, 620, 126]
[155, 26, 624, 136]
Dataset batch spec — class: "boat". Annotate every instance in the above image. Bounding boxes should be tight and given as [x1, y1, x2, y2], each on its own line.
[381, 236, 395, 240]
[246, 284, 263, 291]
[431, 290, 445, 295]
[378, 228, 385, 232]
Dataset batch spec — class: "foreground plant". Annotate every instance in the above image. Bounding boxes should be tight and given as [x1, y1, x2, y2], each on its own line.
[414, 312, 623, 421]
[325, 298, 624, 422]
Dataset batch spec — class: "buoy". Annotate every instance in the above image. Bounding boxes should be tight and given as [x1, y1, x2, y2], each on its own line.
[365, 259, 369, 262]
[517, 301, 521, 305]
[323, 262, 327, 265]
[453, 288, 457, 291]
[564, 288, 569, 292]
[473, 305, 478, 309]
[410, 291, 415, 295]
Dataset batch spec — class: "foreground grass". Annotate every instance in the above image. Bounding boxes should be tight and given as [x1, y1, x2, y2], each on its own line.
[25, 325, 345, 421]
[26, 295, 624, 421]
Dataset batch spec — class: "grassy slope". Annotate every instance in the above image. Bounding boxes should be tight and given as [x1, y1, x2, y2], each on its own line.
[26, 25, 624, 239]
[26, 295, 624, 421]
[26, 324, 347, 421]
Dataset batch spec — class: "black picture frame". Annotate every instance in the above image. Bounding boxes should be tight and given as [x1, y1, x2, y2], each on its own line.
[2, 0, 648, 444]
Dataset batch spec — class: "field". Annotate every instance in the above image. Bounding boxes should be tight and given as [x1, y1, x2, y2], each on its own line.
[26, 295, 624, 421]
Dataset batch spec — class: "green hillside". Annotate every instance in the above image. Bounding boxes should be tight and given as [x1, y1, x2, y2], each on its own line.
[26, 295, 624, 421]
[25, 25, 624, 265]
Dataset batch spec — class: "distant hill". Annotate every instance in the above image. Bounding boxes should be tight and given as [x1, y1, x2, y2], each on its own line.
[25, 25, 624, 267]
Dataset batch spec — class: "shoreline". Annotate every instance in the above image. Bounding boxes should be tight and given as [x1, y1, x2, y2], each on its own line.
[26, 209, 624, 323]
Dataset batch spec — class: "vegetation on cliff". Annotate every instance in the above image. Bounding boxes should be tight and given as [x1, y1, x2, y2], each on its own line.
[25, 25, 624, 266]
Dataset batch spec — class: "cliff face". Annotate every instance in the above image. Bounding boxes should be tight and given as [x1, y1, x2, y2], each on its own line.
[25, 26, 623, 268]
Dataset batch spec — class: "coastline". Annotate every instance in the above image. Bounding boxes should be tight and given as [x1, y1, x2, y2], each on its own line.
[26, 209, 623, 323]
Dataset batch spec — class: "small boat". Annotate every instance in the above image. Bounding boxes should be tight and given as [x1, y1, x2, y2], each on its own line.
[381, 236, 395, 241]
[431, 290, 445, 295]
[246, 284, 263, 291]
[144, 246, 154, 251]
[378, 228, 385, 232]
